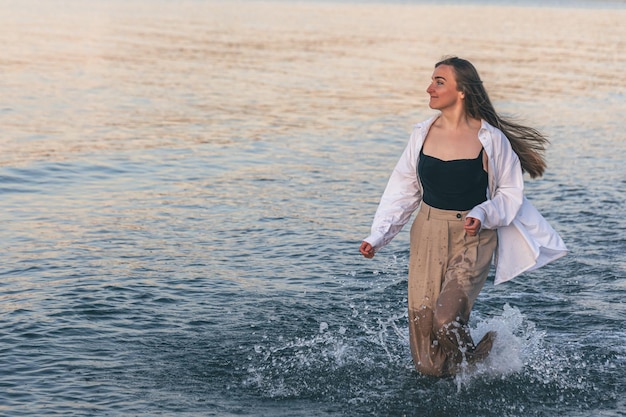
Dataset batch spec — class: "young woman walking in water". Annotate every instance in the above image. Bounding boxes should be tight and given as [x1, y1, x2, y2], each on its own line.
[359, 57, 567, 377]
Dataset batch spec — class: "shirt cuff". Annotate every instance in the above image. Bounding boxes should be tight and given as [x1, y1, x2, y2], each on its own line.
[467, 206, 486, 228]
[363, 232, 384, 251]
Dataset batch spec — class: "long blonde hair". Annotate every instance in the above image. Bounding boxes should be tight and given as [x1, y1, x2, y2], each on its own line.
[436, 57, 548, 178]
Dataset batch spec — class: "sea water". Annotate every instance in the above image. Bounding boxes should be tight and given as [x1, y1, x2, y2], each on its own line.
[1, 0, 625, 416]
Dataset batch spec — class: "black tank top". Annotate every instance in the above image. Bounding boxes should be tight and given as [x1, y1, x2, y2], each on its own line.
[418, 148, 488, 211]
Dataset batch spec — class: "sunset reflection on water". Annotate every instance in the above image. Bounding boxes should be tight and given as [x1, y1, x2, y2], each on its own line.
[1, 1, 624, 167]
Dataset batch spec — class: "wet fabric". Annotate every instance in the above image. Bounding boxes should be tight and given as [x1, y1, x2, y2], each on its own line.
[408, 202, 497, 377]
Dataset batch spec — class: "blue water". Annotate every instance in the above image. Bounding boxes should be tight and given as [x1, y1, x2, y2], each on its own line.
[1, 0, 625, 416]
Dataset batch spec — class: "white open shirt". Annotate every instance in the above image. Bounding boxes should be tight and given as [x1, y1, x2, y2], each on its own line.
[364, 116, 567, 284]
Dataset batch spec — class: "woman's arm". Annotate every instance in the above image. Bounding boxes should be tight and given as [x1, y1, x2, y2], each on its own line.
[362, 130, 423, 253]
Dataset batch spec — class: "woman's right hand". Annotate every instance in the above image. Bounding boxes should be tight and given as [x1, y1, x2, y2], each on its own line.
[359, 241, 375, 258]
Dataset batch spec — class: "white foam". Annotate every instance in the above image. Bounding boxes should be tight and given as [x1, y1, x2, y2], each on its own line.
[454, 303, 547, 389]
[244, 302, 589, 399]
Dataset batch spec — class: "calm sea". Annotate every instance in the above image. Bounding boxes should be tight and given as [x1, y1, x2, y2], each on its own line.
[1, 0, 625, 416]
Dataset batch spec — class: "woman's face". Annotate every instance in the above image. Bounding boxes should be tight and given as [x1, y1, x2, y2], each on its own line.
[426, 64, 464, 111]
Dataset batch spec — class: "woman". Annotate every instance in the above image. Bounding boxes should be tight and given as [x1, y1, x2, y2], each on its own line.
[359, 57, 567, 377]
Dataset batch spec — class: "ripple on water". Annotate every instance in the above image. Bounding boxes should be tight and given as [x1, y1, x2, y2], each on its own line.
[1, 1, 625, 416]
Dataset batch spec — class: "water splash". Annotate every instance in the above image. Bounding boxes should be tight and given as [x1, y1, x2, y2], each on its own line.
[453, 303, 543, 389]
[455, 302, 601, 404]
[243, 300, 603, 409]
[243, 322, 355, 399]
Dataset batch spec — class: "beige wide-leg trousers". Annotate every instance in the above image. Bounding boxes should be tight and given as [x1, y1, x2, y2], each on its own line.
[408, 202, 497, 377]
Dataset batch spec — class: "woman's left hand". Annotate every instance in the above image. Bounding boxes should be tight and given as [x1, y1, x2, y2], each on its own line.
[464, 216, 482, 236]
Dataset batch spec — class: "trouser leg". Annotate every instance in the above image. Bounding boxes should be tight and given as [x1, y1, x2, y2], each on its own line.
[408, 203, 497, 376]
[432, 282, 474, 372]
[408, 206, 449, 376]
[432, 228, 497, 373]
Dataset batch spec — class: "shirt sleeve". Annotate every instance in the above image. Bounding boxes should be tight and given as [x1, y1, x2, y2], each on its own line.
[363, 129, 423, 251]
[467, 128, 524, 229]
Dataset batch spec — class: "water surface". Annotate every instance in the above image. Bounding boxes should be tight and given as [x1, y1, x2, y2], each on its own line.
[1, 0, 625, 416]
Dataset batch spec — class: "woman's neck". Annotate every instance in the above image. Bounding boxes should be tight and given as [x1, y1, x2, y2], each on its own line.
[436, 109, 480, 131]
